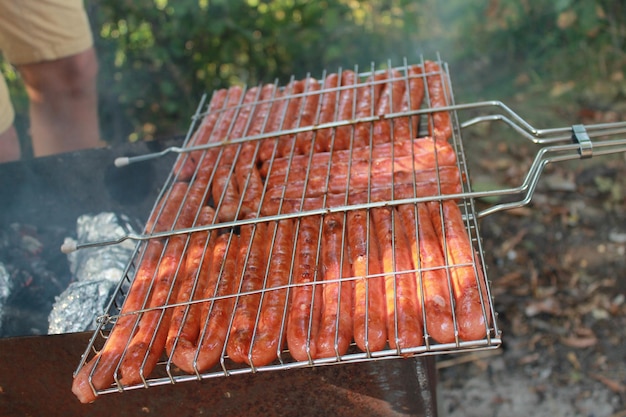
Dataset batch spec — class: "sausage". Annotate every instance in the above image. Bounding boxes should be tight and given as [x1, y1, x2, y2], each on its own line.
[259, 172, 463, 219]
[117, 235, 187, 385]
[427, 200, 491, 341]
[372, 69, 405, 145]
[212, 87, 260, 221]
[348, 207, 387, 352]
[424, 61, 452, 142]
[315, 212, 353, 358]
[212, 163, 241, 222]
[192, 233, 241, 372]
[209, 89, 264, 222]
[225, 87, 260, 152]
[393, 65, 425, 141]
[247, 219, 296, 366]
[397, 202, 455, 344]
[189, 87, 245, 204]
[236, 84, 277, 166]
[257, 86, 289, 163]
[236, 85, 277, 217]
[174, 88, 229, 181]
[353, 72, 387, 148]
[118, 181, 209, 385]
[294, 77, 322, 155]
[143, 182, 191, 234]
[286, 214, 323, 361]
[237, 165, 266, 218]
[314, 73, 340, 153]
[71, 239, 165, 403]
[249, 84, 278, 136]
[259, 136, 458, 178]
[276, 80, 307, 158]
[262, 148, 453, 186]
[226, 216, 270, 363]
[263, 164, 461, 201]
[371, 205, 423, 351]
[264, 152, 459, 191]
[166, 206, 216, 371]
[333, 70, 357, 150]
[72, 182, 190, 403]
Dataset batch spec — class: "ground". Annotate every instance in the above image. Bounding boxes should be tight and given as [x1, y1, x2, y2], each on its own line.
[438, 90, 626, 417]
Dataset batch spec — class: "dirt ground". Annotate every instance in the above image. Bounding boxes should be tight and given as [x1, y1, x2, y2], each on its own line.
[437, 93, 626, 417]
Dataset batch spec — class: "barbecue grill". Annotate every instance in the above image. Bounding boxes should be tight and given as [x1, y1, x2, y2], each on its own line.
[63, 56, 626, 406]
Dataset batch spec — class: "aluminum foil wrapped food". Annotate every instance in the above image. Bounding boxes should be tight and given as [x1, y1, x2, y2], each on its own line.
[48, 212, 137, 334]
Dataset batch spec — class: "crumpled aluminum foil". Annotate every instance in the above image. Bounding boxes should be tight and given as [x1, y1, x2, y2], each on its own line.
[0, 263, 11, 334]
[48, 212, 137, 334]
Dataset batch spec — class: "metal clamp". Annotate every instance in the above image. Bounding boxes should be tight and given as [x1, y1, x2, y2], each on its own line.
[572, 124, 593, 159]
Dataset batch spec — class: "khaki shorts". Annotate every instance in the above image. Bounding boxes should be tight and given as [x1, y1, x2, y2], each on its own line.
[0, 0, 94, 133]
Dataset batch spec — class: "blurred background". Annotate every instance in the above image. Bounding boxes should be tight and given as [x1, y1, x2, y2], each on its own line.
[2, 0, 625, 154]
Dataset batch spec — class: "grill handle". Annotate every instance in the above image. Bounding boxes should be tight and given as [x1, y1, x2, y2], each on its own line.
[458, 102, 626, 218]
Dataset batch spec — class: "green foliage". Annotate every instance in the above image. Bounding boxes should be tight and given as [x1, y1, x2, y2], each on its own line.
[90, 0, 424, 143]
[443, 0, 626, 99]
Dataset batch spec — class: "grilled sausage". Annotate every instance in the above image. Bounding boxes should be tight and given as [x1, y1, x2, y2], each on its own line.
[72, 182, 190, 403]
[263, 164, 461, 201]
[236, 84, 277, 217]
[259, 136, 458, 178]
[192, 233, 241, 372]
[226, 216, 270, 363]
[247, 219, 296, 366]
[118, 181, 208, 385]
[286, 214, 323, 361]
[427, 200, 491, 341]
[314, 73, 340, 153]
[315, 212, 353, 358]
[257, 85, 290, 163]
[373, 69, 405, 144]
[424, 61, 452, 142]
[348, 207, 388, 352]
[212, 87, 260, 221]
[392, 65, 425, 141]
[294, 77, 322, 155]
[275, 81, 306, 158]
[353, 72, 387, 148]
[174, 88, 229, 181]
[397, 202, 455, 344]
[166, 206, 216, 370]
[333, 70, 357, 150]
[71, 239, 165, 403]
[371, 205, 423, 351]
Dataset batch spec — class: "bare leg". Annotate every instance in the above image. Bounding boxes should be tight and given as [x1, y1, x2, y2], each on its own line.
[17, 47, 103, 157]
[0, 125, 21, 163]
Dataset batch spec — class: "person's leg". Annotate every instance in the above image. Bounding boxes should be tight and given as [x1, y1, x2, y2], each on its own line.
[0, 73, 20, 162]
[17, 46, 102, 157]
[0, 126, 21, 163]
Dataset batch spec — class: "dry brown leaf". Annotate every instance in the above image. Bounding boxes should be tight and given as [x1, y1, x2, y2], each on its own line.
[560, 335, 598, 348]
[496, 271, 524, 287]
[518, 352, 540, 365]
[566, 351, 581, 370]
[525, 297, 561, 317]
[589, 373, 626, 393]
